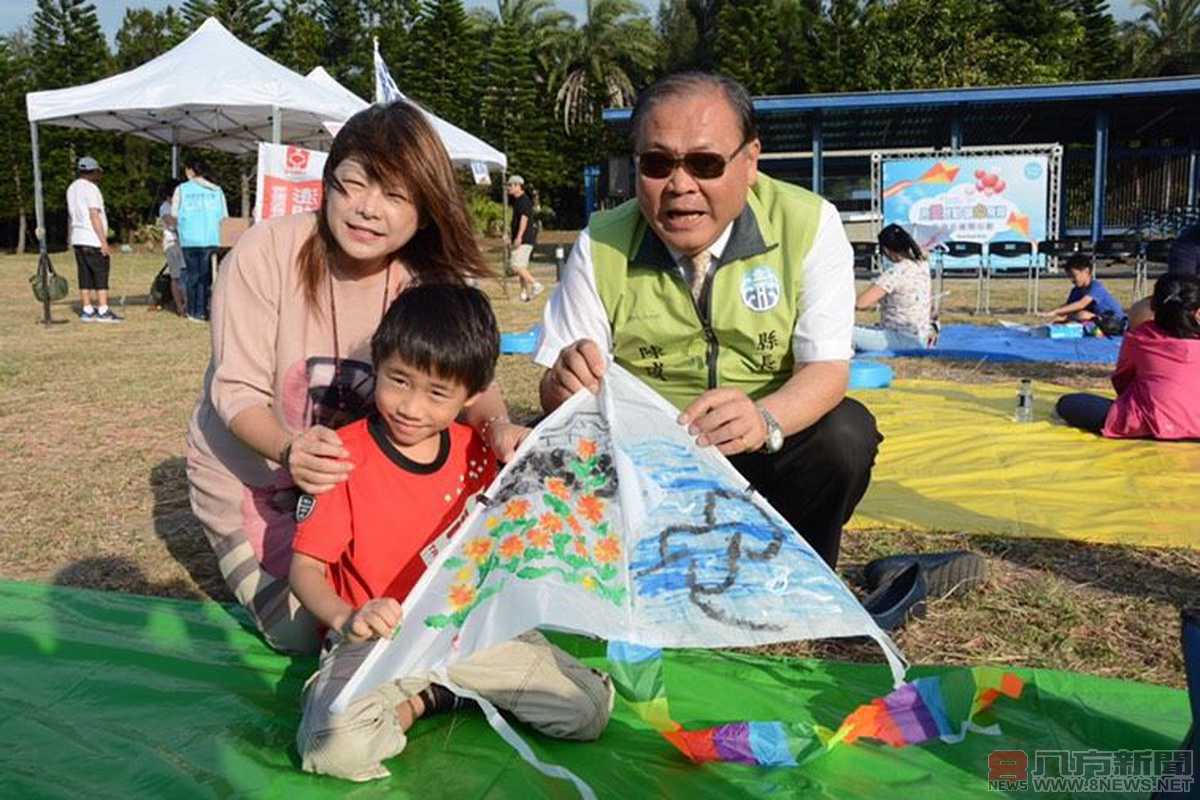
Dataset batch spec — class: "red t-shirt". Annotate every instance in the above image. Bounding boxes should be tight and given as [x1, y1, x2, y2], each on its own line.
[292, 415, 497, 610]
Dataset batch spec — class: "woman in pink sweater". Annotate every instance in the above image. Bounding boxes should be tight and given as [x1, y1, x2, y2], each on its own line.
[1056, 274, 1200, 440]
[187, 102, 528, 654]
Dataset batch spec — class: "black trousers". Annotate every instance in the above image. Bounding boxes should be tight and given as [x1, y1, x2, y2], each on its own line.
[728, 397, 882, 568]
[1056, 392, 1112, 434]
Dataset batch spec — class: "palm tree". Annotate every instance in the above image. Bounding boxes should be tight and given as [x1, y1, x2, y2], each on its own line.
[551, 0, 658, 133]
[1128, 0, 1200, 74]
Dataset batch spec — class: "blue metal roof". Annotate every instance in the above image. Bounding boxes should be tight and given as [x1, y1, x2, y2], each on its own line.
[602, 75, 1200, 122]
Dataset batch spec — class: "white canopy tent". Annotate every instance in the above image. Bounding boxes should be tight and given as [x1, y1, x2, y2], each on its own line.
[24, 18, 361, 257]
[305, 66, 507, 171]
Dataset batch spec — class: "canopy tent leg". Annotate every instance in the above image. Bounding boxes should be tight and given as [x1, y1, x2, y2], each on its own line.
[29, 121, 59, 326]
[272, 106, 282, 144]
[502, 168, 510, 290]
[1189, 133, 1198, 210]
[171, 132, 178, 179]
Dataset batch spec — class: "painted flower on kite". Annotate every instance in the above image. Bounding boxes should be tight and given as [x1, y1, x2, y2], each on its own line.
[567, 515, 583, 534]
[464, 537, 493, 564]
[594, 535, 621, 563]
[448, 583, 476, 610]
[486, 516, 499, 530]
[576, 439, 597, 460]
[499, 535, 525, 559]
[576, 494, 605, 524]
[539, 512, 563, 534]
[545, 477, 570, 501]
[526, 527, 552, 549]
[504, 498, 531, 520]
[582, 575, 597, 591]
[573, 535, 589, 558]
[455, 565, 474, 583]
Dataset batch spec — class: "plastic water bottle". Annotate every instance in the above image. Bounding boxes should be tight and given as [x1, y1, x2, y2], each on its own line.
[1015, 379, 1034, 423]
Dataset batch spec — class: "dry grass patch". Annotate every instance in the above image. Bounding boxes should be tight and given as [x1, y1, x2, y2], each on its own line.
[0, 246, 1190, 690]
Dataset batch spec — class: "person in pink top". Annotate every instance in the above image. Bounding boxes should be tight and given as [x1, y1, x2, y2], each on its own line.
[1056, 274, 1200, 440]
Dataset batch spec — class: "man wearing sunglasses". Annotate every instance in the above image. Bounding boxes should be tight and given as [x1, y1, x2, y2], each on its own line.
[533, 72, 880, 568]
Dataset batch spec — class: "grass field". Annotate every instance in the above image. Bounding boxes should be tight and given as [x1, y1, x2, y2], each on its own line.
[0, 239, 1192, 689]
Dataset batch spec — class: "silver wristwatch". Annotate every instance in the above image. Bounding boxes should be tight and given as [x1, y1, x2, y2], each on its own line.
[757, 405, 784, 453]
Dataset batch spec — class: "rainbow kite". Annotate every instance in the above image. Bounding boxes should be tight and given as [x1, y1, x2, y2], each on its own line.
[883, 161, 961, 198]
[1007, 211, 1032, 239]
[607, 640, 1024, 768]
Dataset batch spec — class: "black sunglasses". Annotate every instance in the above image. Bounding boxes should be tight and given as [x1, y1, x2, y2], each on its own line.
[636, 140, 750, 181]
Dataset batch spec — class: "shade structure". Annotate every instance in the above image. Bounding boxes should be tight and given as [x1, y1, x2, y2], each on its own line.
[307, 66, 507, 170]
[26, 18, 360, 153]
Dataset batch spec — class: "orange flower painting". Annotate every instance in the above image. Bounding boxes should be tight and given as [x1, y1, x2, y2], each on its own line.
[499, 535, 524, 559]
[544, 477, 570, 501]
[576, 439, 597, 460]
[539, 512, 563, 534]
[573, 536, 589, 558]
[504, 498, 531, 520]
[594, 535, 621, 563]
[526, 527, 552, 549]
[577, 494, 605, 524]
[464, 537, 493, 564]
[567, 515, 583, 534]
[448, 583, 476, 610]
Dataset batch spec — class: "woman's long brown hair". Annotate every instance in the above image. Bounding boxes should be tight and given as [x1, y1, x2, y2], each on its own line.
[296, 101, 492, 313]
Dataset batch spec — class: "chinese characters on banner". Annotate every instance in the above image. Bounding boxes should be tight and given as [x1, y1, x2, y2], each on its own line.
[254, 143, 329, 222]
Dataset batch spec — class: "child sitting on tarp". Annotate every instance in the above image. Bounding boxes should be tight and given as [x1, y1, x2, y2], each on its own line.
[289, 284, 613, 782]
[1042, 255, 1126, 335]
[853, 223, 936, 351]
[1056, 274, 1200, 440]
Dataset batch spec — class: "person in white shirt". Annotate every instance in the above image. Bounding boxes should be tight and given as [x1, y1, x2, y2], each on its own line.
[66, 156, 122, 323]
[534, 72, 881, 567]
[158, 181, 187, 316]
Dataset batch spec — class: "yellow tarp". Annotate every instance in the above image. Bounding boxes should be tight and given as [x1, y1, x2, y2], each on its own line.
[848, 379, 1200, 548]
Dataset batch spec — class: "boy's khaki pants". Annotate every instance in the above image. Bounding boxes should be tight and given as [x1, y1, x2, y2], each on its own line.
[297, 630, 614, 781]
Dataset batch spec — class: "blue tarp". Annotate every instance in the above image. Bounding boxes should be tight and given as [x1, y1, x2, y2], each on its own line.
[859, 325, 1123, 364]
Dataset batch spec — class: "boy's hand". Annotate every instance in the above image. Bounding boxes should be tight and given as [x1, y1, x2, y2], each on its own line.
[342, 598, 403, 643]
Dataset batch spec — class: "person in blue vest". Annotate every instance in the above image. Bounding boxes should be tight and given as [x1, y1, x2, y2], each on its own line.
[172, 157, 229, 322]
[534, 72, 881, 568]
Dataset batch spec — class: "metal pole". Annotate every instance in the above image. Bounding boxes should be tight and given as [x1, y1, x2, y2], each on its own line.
[1189, 133, 1199, 209]
[502, 169, 510, 281]
[272, 106, 282, 144]
[1092, 110, 1109, 244]
[30, 121, 53, 325]
[811, 116, 823, 195]
[950, 115, 963, 152]
[171, 129, 178, 179]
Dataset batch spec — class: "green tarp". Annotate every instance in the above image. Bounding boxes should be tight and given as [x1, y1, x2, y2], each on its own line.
[0, 580, 1187, 799]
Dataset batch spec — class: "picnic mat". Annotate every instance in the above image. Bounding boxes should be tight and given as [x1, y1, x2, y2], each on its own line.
[0, 580, 1188, 799]
[849, 380, 1200, 548]
[860, 324, 1123, 364]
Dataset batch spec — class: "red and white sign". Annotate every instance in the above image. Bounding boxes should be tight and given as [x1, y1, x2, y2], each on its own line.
[254, 143, 328, 222]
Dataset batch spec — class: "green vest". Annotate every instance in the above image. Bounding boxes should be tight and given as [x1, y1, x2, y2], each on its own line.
[589, 174, 824, 410]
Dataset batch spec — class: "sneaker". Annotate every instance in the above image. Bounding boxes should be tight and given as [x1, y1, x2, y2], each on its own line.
[94, 309, 124, 323]
[187, 315, 207, 324]
[520, 289, 530, 302]
[864, 551, 986, 599]
[79, 308, 97, 323]
[531, 282, 545, 298]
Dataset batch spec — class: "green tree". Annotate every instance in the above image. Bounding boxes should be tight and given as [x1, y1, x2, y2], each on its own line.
[265, 0, 326, 76]
[656, 0, 702, 73]
[114, 7, 188, 71]
[481, 22, 550, 183]
[0, 34, 34, 252]
[714, 0, 783, 94]
[32, 0, 110, 89]
[317, 0, 371, 99]
[1126, 0, 1200, 75]
[1071, 0, 1121, 79]
[409, 0, 480, 127]
[991, 0, 1086, 82]
[775, 0, 823, 93]
[552, 0, 657, 134]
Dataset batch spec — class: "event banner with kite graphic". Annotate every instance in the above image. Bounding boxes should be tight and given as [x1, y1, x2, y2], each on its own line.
[882, 155, 1050, 266]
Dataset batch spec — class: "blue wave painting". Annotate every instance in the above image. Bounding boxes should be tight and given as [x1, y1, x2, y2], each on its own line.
[624, 440, 860, 631]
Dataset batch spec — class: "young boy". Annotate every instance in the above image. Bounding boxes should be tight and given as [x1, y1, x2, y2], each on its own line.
[1043, 255, 1126, 332]
[290, 284, 613, 782]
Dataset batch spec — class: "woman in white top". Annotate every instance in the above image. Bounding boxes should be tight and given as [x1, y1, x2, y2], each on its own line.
[853, 223, 935, 351]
